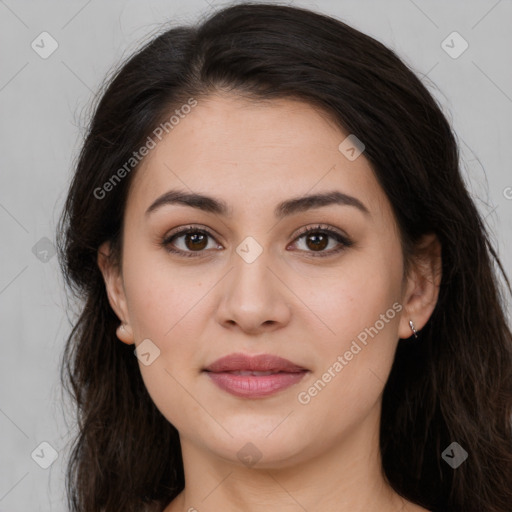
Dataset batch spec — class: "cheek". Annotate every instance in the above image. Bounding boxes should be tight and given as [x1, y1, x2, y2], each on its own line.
[121, 241, 230, 410]
[291, 250, 403, 414]
[288, 248, 403, 344]
[122, 267, 209, 429]
[123, 244, 208, 340]
[294, 298, 401, 445]
[306, 273, 401, 380]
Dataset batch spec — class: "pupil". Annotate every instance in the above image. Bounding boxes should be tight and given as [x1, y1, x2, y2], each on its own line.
[307, 233, 327, 251]
[186, 233, 207, 250]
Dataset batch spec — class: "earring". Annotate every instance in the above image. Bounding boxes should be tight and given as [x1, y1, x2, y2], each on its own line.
[409, 320, 418, 339]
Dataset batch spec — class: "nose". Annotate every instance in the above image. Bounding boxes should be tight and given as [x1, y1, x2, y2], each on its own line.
[214, 247, 292, 335]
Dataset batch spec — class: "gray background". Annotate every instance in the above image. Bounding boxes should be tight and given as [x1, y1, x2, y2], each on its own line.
[1, 0, 511, 509]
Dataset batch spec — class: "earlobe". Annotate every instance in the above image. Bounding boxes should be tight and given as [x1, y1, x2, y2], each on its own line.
[116, 323, 135, 345]
[97, 241, 135, 345]
[398, 233, 442, 339]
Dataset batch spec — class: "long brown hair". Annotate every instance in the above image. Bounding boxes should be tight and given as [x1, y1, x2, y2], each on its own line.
[57, 3, 512, 511]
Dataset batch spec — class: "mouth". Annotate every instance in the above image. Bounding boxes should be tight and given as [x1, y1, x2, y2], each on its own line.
[203, 353, 309, 398]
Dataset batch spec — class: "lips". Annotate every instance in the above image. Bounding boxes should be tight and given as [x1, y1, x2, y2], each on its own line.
[204, 353, 306, 373]
[203, 353, 308, 398]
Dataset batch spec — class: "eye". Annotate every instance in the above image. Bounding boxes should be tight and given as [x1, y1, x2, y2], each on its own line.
[161, 223, 353, 259]
[289, 224, 353, 257]
[161, 225, 222, 258]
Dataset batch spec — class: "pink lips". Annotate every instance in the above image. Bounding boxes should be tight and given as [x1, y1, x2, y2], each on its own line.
[203, 353, 308, 398]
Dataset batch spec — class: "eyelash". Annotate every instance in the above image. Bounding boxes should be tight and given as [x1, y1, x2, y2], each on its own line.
[161, 224, 353, 259]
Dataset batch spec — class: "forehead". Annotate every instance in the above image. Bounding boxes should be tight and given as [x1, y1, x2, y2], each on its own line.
[126, 93, 389, 220]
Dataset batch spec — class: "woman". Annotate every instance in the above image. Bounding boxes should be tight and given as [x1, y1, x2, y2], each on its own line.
[57, 3, 512, 511]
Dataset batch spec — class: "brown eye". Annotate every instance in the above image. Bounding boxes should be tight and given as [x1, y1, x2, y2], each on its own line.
[183, 232, 208, 251]
[162, 227, 220, 257]
[304, 232, 329, 251]
[290, 225, 353, 257]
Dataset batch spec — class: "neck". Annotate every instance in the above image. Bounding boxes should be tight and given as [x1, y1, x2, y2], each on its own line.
[166, 403, 421, 512]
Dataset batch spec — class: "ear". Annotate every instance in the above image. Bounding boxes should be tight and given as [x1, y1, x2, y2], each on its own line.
[398, 233, 442, 339]
[97, 241, 134, 345]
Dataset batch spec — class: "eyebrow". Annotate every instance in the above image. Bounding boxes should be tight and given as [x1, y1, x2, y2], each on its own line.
[145, 189, 370, 219]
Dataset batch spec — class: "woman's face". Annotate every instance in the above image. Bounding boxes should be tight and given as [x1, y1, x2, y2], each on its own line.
[100, 93, 431, 468]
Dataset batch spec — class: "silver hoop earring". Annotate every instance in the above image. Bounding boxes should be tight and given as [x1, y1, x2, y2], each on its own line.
[409, 320, 418, 339]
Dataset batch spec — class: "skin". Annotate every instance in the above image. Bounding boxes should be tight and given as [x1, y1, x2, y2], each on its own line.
[98, 93, 441, 512]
